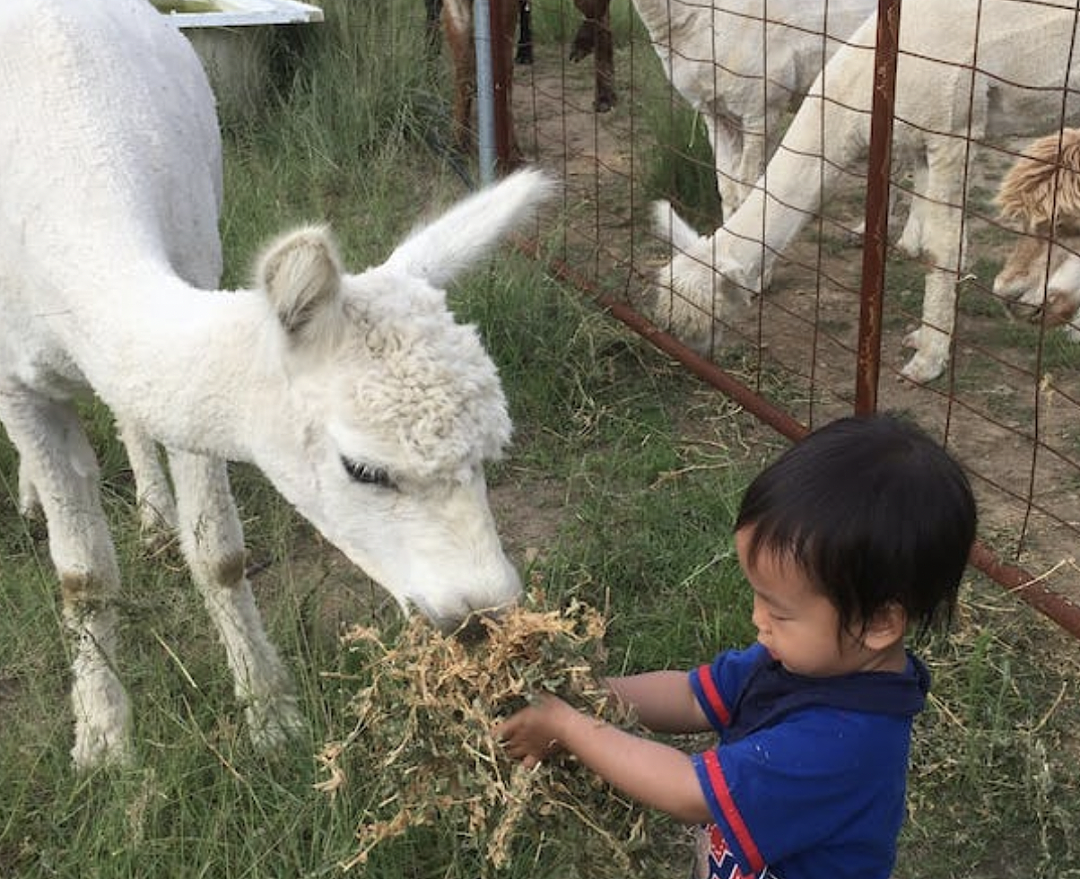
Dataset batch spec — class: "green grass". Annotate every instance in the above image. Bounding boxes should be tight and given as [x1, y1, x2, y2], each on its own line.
[2, 1, 1080, 877]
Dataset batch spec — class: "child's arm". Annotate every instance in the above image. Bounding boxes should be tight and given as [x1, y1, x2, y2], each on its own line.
[497, 692, 712, 825]
[605, 670, 712, 734]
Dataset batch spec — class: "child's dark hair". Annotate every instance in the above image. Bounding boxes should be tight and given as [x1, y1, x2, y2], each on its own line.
[735, 413, 977, 641]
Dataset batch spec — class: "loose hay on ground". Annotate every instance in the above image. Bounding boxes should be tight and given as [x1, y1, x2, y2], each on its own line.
[315, 590, 667, 875]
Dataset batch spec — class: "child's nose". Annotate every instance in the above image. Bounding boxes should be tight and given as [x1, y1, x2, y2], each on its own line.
[751, 598, 770, 634]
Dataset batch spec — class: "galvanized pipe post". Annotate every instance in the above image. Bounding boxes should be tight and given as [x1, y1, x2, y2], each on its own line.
[473, 0, 497, 185]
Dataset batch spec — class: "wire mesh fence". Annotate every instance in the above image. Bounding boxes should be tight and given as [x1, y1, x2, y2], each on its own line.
[486, 0, 1080, 638]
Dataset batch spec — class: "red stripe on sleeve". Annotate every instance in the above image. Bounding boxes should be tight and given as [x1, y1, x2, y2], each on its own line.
[701, 750, 765, 873]
[696, 663, 731, 727]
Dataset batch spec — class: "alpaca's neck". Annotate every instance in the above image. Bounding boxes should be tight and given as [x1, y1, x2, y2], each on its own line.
[65, 268, 288, 462]
[630, 0, 703, 47]
[722, 130, 831, 270]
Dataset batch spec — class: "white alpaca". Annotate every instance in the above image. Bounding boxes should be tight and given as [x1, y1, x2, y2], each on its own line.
[0, 0, 553, 768]
[631, 0, 876, 220]
[993, 128, 1080, 336]
[654, 0, 1080, 383]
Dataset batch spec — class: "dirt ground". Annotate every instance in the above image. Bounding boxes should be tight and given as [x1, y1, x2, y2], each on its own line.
[505, 40, 1080, 635]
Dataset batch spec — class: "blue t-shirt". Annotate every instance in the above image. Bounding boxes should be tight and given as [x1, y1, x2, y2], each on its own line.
[688, 643, 930, 879]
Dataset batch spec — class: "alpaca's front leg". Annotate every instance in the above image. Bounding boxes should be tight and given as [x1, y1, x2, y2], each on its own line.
[442, 0, 476, 155]
[16, 452, 41, 519]
[901, 267, 958, 383]
[736, 121, 767, 215]
[900, 138, 967, 383]
[20, 417, 179, 550]
[116, 419, 177, 550]
[168, 450, 303, 748]
[0, 392, 132, 768]
[894, 159, 929, 258]
[708, 116, 745, 223]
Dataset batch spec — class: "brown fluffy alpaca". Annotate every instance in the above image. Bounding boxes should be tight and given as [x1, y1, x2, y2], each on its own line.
[996, 129, 1080, 229]
[440, 0, 524, 171]
[994, 129, 1080, 328]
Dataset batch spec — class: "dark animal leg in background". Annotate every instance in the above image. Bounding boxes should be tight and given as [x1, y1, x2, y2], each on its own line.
[568, 0, 615, 112]
[516, 1, 533, 64]
[431, 0, 530, 65]
[425, 0, 443, 58]
[441, 0, 523, 172]
[568, 17, 595, 62]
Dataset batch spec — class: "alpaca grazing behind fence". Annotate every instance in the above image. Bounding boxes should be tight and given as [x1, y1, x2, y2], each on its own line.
[652, 0, 1080, 385]
[993, 128, 1080, 335]
[630, 0, 876, 221]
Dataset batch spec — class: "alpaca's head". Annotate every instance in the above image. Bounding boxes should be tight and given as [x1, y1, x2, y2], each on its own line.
[241, 171, 555, 628]
[993, 228, 1080, 322]
[649, 200, 760, 355]
[994, 130, 1080, 323]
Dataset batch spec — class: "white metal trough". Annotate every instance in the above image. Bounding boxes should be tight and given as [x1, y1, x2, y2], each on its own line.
[154, 0, 324, 123]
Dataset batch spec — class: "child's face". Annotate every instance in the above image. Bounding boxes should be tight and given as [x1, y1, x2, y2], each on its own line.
[735, 526, 885, 678]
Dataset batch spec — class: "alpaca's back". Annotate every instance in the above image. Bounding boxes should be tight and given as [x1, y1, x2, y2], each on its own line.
[808, 0, 1080, 142]
[636, 0, 875, 119]
[0, 0, 223, 299]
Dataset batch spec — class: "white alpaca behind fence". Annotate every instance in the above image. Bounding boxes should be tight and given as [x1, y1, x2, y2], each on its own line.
[0, 0, 552, 768]
[653, 0, 1080, 383]
[631, 0, 876, 221]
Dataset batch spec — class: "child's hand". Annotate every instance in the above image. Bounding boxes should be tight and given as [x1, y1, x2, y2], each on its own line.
[497, 694, 572, 769]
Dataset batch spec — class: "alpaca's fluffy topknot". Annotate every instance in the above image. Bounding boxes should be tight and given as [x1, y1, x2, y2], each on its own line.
[996, 129, 1080, 230]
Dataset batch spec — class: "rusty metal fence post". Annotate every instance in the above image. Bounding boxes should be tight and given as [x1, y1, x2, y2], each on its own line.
[854, 0, 902, 416]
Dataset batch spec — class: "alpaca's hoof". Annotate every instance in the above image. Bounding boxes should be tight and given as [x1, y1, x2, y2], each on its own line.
[18, 495, 43, 522]
[72, 717, 134, 771]
[246, 697, 306, 750]
[900, 326, 922, 350]
[894, 229, 922, 259]
[72, 737, 133, 772]
[899, 350, 946, 384]
[569, 40, 593, 63]
[17, 477, 42, 521]
[594, 92, 616, 114]
[138, 503, 178, 554]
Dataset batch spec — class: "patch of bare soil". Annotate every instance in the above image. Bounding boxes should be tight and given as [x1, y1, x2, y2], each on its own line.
[510, 42, 1080, 630]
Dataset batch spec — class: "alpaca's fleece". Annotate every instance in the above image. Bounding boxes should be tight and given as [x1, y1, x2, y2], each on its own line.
[994, 129, 1080, 334]
[655, 0, 1080, 384]
[631, 0, 876, 220]
[0, 0, 551, 768]
[997, 129, 1080, 230]
[331, 279, 512, 483]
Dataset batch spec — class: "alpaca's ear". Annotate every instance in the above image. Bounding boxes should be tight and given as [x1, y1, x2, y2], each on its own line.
[257, 225, 342, 336]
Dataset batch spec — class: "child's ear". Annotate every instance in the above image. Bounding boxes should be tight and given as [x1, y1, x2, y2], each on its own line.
[862, 602, 908, 650]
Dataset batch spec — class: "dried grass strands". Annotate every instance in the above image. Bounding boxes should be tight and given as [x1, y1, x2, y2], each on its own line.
[315, 590, 656, 875]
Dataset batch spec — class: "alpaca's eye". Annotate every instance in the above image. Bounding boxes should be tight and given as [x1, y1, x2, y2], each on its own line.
[341, 456, 394, 489]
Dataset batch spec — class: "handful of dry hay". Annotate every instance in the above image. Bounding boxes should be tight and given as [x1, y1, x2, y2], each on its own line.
[315, 591, 656, 875]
